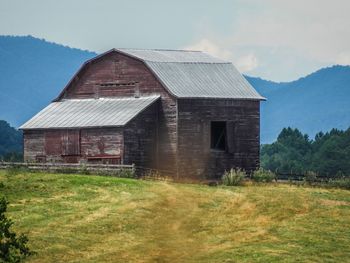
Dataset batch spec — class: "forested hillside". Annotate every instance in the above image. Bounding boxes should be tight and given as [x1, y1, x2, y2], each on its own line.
[0, 35, 349, 144]
[246, 66, 350, 143]
[261, 127, 350, 176]
[0, 120, 22, 161]
[0, 35, 95, 127]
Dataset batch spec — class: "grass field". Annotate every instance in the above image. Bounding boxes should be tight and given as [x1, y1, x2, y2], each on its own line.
[1, 170, 350, 262]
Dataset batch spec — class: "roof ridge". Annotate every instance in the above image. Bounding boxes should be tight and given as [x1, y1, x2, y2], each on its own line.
[116, 48, 203, 52]
[60, 95, 160, 102]
[145, 61, 232, 64]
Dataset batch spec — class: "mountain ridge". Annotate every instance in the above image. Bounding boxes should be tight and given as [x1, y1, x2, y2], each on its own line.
[0, 35, 349, 143]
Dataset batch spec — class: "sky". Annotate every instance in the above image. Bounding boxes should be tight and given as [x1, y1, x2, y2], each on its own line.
[0, 0, 349, 81]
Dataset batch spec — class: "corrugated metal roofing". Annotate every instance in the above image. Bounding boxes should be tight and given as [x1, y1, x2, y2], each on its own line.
[116, 48, 265, 100]
[20, 96, 160, 130]
[117, 48, 227, 63]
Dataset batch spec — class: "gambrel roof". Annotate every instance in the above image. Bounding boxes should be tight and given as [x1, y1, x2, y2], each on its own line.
[56, 48, 265, 101]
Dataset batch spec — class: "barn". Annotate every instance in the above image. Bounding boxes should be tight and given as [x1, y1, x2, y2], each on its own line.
[20, 48, 265, 179]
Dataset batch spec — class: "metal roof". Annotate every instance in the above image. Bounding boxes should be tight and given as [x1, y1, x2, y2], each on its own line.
[115, 48, 265, 100]
[20, 96, 160, 130]
[117, 48, 227, 63]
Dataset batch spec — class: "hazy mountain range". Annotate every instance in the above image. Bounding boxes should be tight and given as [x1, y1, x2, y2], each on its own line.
[1, 35, 349, 143]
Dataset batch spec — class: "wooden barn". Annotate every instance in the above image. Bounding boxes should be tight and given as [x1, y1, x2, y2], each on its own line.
[20, 49, 265, 179]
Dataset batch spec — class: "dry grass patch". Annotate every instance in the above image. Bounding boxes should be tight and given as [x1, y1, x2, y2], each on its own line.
[0, 171, 349, 262]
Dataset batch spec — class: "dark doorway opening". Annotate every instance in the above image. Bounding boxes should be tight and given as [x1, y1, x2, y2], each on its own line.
[211, 121, 226, 151]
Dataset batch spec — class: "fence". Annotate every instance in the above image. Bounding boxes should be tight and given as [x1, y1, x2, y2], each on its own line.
[0, 162, 135, 177]
[273, 172, 340, 182]
[0, 162, 344, 182]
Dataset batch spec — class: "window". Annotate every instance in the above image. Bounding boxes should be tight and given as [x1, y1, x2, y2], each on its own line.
[211, 121, 227, 151]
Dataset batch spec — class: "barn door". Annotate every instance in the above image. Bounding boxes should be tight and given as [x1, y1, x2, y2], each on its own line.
[62, 129, 80, 156]
[226, 121, 235, 154]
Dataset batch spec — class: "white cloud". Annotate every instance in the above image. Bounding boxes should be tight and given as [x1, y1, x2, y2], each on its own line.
[230, 0, 350, 64]
[336, 52, 350, 65]
[184, 38, 258, 73]
[184, 38, 232, 61]
[185, 0, 350, 81]
[236, 53, 259, 72]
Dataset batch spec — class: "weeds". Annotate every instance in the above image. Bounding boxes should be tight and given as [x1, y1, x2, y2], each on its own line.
[304, 171, 318, 184]
[327, 178, 350, 190]
[116, 168, 136, 178]
[252, 168, 276, 183]
[221, 168, 246, 186]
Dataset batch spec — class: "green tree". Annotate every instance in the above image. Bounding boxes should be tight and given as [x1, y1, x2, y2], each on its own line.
[261, 127, 350, 177]
[0, 197, 32, 262]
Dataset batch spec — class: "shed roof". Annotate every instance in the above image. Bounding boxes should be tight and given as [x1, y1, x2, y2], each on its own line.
[116, 48, 265, 100]
[20, 96, 160, 130]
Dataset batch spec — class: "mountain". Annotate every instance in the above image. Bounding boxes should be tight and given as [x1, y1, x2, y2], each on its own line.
[246, 66, 350, 143]
[0, 35, 349, 144]
[0, 35, 96, 127]
[0, 120, 22, 158]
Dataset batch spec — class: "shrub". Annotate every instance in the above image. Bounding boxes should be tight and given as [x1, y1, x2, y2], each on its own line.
[143, 170, 162, 180]
[117, 168, 136, 178]
[221, 168, 245, 186]
[0, 197, 33, 262]
[304, 171, 318, 184]
[55, 168, 77, 174]
[5, 166, 28, 177]
[252, 168, 276, 183]
[79, 164, 90, 175]
[328, 178, 350, 190]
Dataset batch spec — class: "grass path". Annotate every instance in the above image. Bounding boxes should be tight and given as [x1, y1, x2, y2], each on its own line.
[1, 171, 350, 262]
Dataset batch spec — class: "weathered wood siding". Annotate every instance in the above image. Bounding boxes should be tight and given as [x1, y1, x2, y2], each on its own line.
[23, 130, 45, 161]
[177, 99, 260, 179]
[24, 128, 124, 164]
[60, 51, 177, 171]
[123, 102, 159, 168]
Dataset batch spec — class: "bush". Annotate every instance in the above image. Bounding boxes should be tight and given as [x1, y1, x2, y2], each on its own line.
[304, 171, 318, 184]
[252, 168, 276, 183]
[117, 168, 136, 178]
[0, 197, 33, 262]
[328, 178, 350, 190]
[221, 168, 245, 186]
[79, 164, 90, 175]
[5, 166, 29, 177]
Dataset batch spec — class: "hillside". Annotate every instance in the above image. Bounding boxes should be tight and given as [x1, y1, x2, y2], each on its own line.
[0, 120, 22, 157]
[246, 66, 350, 143]
[0, 35, 349, 143]
[1, 171, 350, 262]
[0, 35, 96, 127]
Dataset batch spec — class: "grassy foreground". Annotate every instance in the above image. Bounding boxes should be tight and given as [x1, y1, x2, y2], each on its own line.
[0, 171, 350, 262]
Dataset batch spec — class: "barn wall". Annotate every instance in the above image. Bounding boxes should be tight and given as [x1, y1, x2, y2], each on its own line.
[23, 130, 45, 162]
[80, 128, 123, 163]
[61, 51, 177, 172]
[123, 102, 159, 169]
[23, 128, 124, 164]
[177, 99, 260, 179]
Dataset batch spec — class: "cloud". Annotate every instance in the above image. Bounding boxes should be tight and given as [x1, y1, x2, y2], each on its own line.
[186, 0, 350, 80]
[229, 0, 350, 64]
[236, 53, 259, 72]
[336, 52, 350, 65]
[184, 38, 232, 60]
[184, 38, 258, 73]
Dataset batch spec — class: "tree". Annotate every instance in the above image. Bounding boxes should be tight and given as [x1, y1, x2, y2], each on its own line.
[0, 197, 32, 262]
[261, 127, 350, 176]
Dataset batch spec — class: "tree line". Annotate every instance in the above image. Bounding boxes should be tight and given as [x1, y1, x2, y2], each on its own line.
[261, 127, 350, 177]
[0, 120, 23, 161]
